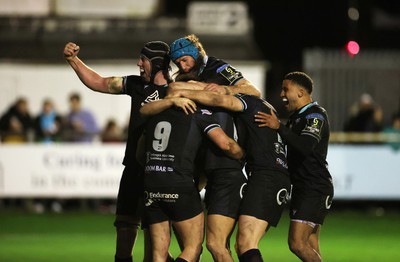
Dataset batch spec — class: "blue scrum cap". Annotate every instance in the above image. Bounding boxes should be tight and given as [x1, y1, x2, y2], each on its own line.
[169, 37, 199, 62]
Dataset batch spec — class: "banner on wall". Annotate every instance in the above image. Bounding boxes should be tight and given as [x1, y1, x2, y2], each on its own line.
[0, 144, 125, 198]
[0, 144, 399, 199]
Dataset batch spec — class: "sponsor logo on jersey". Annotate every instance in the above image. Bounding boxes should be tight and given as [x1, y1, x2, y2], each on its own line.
[201, 109, 212, 115]
[144, 190, 180, 206]
[276, 157, 288, 169]
[147, 152, 175, 162]
[145, 165, 171, 172]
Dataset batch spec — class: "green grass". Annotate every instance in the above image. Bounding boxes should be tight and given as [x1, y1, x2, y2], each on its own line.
[1, 208, 400, 261]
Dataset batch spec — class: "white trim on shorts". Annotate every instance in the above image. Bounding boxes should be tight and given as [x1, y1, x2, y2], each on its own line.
[291, 219, 319, 228]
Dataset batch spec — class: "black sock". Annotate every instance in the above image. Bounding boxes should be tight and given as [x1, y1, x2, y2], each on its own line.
[114, 255, 133, 262]
[166, 254, 175, 262]
[175, 258, 188, 262]
[238, 248, 263, 262]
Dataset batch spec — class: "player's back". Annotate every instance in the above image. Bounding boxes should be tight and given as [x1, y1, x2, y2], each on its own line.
[234, 94, 288, 173]
[144, 107, 207, 188]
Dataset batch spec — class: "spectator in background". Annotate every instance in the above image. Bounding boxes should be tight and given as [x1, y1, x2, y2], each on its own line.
[0, 97, 33, 143]
[101, 118, 124, 143]
[64, 92, 100, 142]
[344, 93, 383, 132]
[384, 111, 400, 150]
[34, 98, 63, 143]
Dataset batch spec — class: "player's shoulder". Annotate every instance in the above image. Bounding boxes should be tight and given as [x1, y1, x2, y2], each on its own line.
[305, 103, 328, 120]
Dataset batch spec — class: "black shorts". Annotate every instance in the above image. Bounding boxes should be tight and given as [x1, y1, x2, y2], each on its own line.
[144, 185, 203, 225]
[115, 164, 144, 219]
[204, 168, 247, 219]
[290, 186, 334, 225]
[239, 170, 291, 227]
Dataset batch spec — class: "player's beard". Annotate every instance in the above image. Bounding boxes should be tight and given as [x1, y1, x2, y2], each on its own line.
[174, 57, 204, 82]
[175, 71, 201, 82]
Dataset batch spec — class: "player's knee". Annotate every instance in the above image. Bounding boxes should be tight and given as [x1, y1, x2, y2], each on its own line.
[288, 237, 305, 255]
[184, 243, 203, 261]
[206, 237, 226, 255]
[235, 235, 250, 255]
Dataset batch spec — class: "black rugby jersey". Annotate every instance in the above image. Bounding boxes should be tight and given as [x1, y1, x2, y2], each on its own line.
[198, 56, 244, 170]
[199, 56, 244, 85]
[278, 102, 333, 193]
[143, 107, 221, 188]
[121, 75, 167, 166]
[234, 94, 288, 174]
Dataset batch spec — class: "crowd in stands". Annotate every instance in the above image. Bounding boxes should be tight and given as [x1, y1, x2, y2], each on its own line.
[1, 92, 399, 145]
[0, 92, 127, 144]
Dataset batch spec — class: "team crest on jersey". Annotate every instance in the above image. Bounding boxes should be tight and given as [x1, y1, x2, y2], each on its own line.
[141, 90, 160, 106]
[303, 117, 324, 136]
[216, 64, 243, 84]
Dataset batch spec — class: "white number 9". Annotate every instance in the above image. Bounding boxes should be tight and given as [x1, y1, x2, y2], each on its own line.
[152, 121, 172, 152]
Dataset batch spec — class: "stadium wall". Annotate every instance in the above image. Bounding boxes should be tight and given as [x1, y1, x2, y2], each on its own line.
[0, 144, 399, 200]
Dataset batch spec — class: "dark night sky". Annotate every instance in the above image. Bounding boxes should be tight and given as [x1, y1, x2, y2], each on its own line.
[165, 0, 400, 95]
[165, 0, 400, 64]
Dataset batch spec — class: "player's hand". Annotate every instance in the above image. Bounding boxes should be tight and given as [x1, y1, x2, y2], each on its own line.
[254, 109, 280, 129]
[172, 97, 196, 115]
[64, 42, 80, 61]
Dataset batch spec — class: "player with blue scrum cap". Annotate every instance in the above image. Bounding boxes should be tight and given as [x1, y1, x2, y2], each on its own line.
[168, 34, 260, 262]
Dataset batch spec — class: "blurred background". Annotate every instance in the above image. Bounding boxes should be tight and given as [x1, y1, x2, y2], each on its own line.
[0, 0, 399, 214]
[0, 1, 400, 261]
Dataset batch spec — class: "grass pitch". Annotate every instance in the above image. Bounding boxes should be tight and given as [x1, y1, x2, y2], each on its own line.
[0, 207, 399, 261]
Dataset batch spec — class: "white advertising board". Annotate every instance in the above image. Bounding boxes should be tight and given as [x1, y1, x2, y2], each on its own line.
[187, 2, 250, 35]
[2, 144, 398, 199]
[0, 144, 124, 198]
[328, 144, 400, 199]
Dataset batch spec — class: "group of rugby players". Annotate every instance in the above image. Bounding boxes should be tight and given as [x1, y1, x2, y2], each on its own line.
[64, 34, 333, 262]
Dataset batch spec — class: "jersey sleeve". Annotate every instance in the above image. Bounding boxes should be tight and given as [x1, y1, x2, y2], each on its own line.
[121, 75, 143, 96]
[301, 113, 325, 142]
[278, 110, 327, 157]
[195, 108, 221, 134]
[233, 94, 248, 112]
[216, 64, 244, 85]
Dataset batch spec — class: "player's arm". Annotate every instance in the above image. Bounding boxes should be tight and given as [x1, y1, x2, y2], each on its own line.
[255, 109, 319, 156]
[207, 127, 244, 160]
[168, 81, 207, 91]
[207, 78, 261, 97]
[168, 89, 244, 112]
[169, 76, 260, 97]
[140, 97, 197, 116]
[63, 42, 124, 94]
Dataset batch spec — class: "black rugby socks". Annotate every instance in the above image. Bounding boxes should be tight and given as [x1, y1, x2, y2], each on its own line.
[238, 248, 263, 262]
[114, 255, 132, 262]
